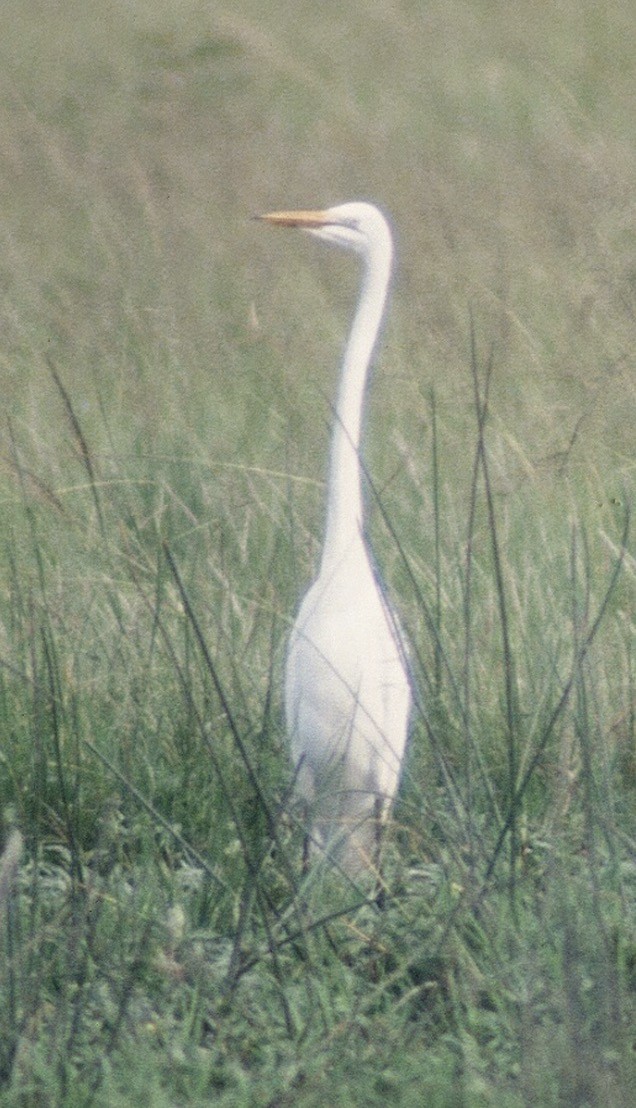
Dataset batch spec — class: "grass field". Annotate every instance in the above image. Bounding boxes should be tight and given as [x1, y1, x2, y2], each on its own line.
[0, 1, 634, 1104]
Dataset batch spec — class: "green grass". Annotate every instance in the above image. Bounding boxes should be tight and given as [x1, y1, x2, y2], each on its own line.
[0, 1, 635, 1103]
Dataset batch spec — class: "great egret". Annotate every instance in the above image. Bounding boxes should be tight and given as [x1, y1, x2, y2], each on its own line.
[260, 202, 411, 873]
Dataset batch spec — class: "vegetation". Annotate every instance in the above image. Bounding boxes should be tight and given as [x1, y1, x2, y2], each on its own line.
[0, 1, 634, 1103]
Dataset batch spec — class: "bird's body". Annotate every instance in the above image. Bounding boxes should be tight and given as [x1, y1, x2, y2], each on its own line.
[285, 534, 410, 868]
[261, 202, 411, 871]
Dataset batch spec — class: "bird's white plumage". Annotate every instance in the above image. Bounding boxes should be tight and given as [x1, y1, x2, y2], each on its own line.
[261, 201, 411, 871]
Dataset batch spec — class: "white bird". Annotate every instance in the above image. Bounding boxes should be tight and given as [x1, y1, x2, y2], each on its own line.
[260, 202, 411, 873]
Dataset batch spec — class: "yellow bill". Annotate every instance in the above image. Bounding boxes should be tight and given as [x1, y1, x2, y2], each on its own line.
[257, 209, 330, 228]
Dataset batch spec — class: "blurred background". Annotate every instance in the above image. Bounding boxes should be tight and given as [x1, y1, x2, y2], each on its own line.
[2, 0, 634, 504]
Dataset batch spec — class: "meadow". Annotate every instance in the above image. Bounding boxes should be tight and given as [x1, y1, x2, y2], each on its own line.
[0, 1, 634, 1103]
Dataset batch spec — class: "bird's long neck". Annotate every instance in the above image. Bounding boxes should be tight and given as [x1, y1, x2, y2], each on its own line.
[321, 246, 392, 570]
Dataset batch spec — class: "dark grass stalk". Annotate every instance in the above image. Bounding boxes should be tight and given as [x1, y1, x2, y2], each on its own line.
[223, 775, 320, 999]
[482, 505, 630, 885]
[206, 532, 287, 749]
[8, 420, 85, 872]
[570, 526, 596, 860]
[361, 450, 491, 856]
[163, 542, 278, 840]
[46, 356, 106, 541]
[131, 552, 267, 880]
[462, 329, 493, 872]
[468, 327, 519, 911]
[253, 886, 297, 1038]
[628, 632, 635, 754]
[0, 452, 68, 516]
[127, 548, 323, 989]
[258, 611, 281, 756]
[40, 627, 84, 886]
[87, 920, 155, 1098]
[223, 714, 304, 995]
[161, 543, 311, 934]
[28, 595, 48, 836]
[221, 815, 344, 1033]
[365, 347, 514, 868]
[45, 357, 126, 635]
[232, 893, 376, 980]
[570, 525, 626, 877]
[2, 536, 25, 663]
[405, 511, 630, 999]
[58, 896, 99, 1100]
[429, 389, 443, 699]
[7, 419, 49, 607]
[2, 439, 107, 1085]
[569, 530, 624, 1046]
[366, 467, 455, 720]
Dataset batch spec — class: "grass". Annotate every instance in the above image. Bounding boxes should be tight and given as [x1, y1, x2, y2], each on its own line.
[0, 0, 635, 1103]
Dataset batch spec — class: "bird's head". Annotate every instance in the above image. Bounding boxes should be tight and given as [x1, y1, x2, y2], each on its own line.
[258, 201, 392, 264]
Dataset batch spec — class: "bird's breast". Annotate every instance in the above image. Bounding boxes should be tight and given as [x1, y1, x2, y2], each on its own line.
[284, 548, 409, 757]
